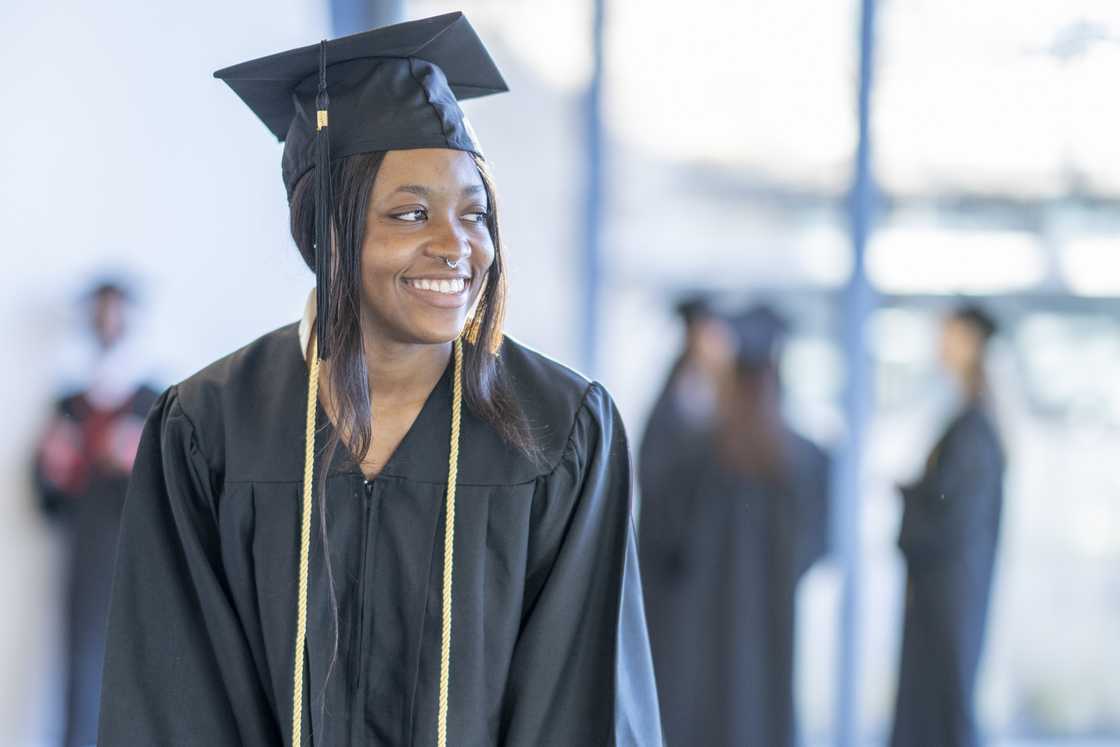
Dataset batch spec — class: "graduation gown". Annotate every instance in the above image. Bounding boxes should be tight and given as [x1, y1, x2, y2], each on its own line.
[635, 368, 713, 541]
[35, 385, 159, 747]
[639, 398, 830, 747]
[890, 405, 1005, 747]
[98, 322, 661, 746]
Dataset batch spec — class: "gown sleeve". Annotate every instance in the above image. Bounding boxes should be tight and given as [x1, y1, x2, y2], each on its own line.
[500, 383, 663, 747]
[790, 437, 832, 579]
[636, 380, 683, 508]
[636, 383, 708, 580]
[32, 397, 81, 519]
[98, 387, 281, 745]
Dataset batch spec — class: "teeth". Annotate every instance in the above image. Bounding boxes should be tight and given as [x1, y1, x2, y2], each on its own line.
[408, 277, 466, 294]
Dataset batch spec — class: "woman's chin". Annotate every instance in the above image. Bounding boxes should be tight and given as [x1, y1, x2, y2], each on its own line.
[401, 320, 468, 346]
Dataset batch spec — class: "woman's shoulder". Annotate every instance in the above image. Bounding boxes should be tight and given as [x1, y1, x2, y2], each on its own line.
[495, 337, 618, 475]
[174, 323, 303, 419]
[946, 405, 1004, 464]
[499, 336, 593, 405]
[162, 323, 306, 480]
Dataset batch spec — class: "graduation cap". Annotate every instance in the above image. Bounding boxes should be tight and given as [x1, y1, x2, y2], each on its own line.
[729, 304, 791, 367]
[82, 275, 137, 304]
[674, 292, 715, 325]
[214, 12, 508, 359]
[950, 303, 998, 341]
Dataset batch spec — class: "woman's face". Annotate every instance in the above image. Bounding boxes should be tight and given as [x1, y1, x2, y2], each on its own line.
[359, 148, 495, 346]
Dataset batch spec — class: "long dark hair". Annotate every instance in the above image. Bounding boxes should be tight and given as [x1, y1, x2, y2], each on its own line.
[288, 150, 539, 711]
[715, 361, 790, 488]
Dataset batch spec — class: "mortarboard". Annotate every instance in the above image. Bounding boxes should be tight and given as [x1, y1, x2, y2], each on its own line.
[674, 292, 715, 325]
[951, 303, 998, 341]
[729, 304, 791, 367]
[82, 275, 136, 304]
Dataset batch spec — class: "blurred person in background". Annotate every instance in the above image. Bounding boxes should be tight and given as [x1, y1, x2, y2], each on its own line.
[32, 278, 159, 747]
[97, 14, 660, 746]
[637, 293, 731, 523]
[640, 303, 831, 747]
[890, 304, 1006, 747]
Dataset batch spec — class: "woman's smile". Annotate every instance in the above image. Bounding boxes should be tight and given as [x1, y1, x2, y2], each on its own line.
[401, 273, 472, 308]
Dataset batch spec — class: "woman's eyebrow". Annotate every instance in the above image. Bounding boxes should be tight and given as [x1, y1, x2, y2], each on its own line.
[389, 184, 484, 198]
[392, 184, 432, 198]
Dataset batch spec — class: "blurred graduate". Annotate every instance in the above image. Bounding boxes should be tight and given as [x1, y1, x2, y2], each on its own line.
[890, 305, 1006, 747]
[32, 279, 159, 747]
[97, 13, 660, 746]
[640, 303, 831, 747]
[637, 294, 731, 527]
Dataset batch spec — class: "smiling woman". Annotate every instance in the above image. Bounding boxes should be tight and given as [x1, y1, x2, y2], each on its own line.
[96, 12, 662, 747]
[288, 148, 532, 483]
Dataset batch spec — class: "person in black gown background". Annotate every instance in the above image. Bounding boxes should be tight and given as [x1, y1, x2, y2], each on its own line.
[637, 294, 732, 531]
[640, 303, 831, 747]
[33, 279, 158, 747]
[890, 304, 1006, 747]
[98, 14, 661, 746]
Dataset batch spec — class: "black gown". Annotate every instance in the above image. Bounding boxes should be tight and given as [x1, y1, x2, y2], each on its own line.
[35, 385, 159, 747]
[890, 404, 1005, 747]
[98, 322, 662, 746]
[635, 367, 713, 543]
[639, 386, 830, 747]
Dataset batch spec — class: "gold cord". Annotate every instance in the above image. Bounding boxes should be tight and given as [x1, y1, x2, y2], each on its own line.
[438, 338, 463, 747]
[292, 333, 462, 747]
[293, 332, 320, 747]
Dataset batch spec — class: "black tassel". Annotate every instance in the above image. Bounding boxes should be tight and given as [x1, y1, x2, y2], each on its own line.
[314, 39, 333, 360]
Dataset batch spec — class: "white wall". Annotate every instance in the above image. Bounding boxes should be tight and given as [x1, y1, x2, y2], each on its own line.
[0, 3, 329, 740]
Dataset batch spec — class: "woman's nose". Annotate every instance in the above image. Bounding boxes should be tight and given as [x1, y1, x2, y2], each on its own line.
[428, 218, 472, 265]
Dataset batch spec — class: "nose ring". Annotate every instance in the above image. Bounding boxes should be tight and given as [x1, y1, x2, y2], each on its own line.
[444, 257, 460, 269]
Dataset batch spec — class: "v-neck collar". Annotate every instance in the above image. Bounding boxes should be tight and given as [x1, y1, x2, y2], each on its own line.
[298, 289, 455, 484]
[317, 362, 454, 483]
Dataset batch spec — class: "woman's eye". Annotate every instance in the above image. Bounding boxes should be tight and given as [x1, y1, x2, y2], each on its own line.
[463, 210, 490, 224]
[393, 208, 427, 222]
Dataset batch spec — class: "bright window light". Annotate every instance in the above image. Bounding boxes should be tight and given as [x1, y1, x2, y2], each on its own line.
[868, 226, 1047, 294]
